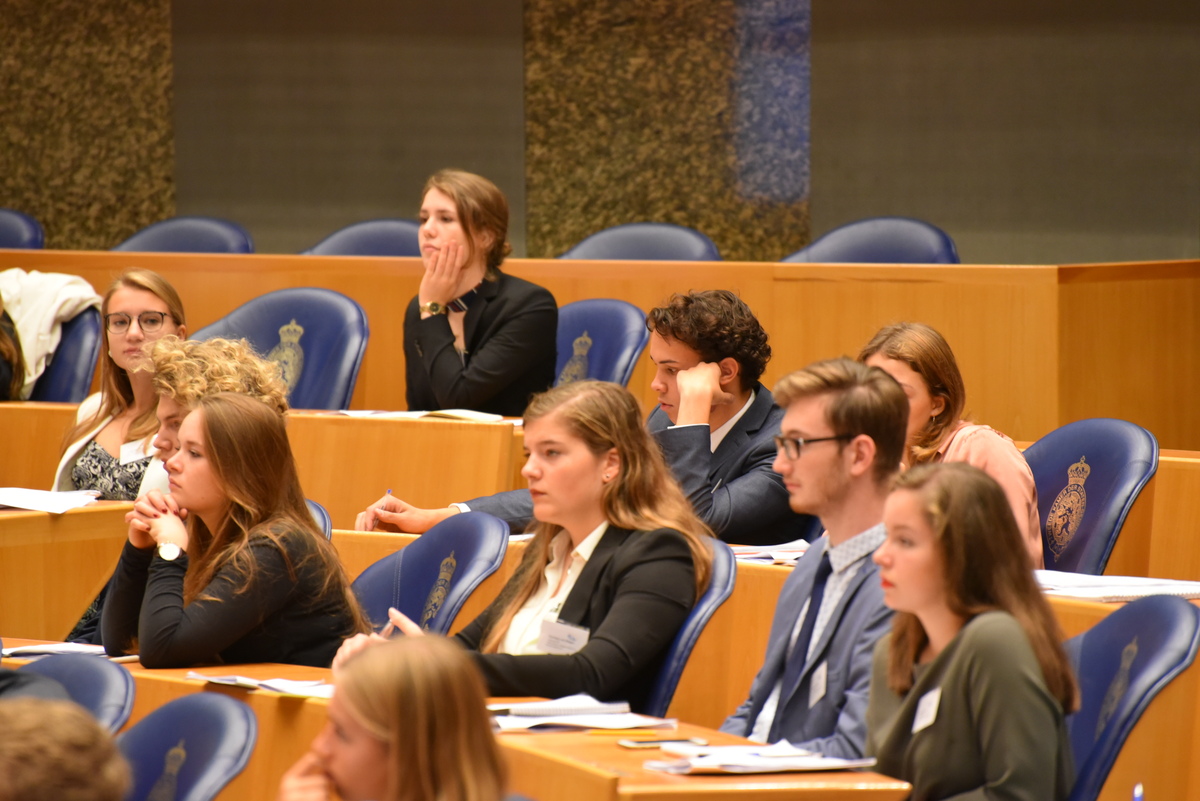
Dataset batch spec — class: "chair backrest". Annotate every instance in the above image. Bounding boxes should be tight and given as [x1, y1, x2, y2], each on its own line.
[783, 216, 959, 263]
[554, 299, 649, 387]
[1063, 595, 1200, 801]
[117, 693, 257, 801]
[1024, 418, 1159, 574]
[29, 307, 102, 402]
[18, 654, 135, 732]
[642, 540, 737, 717]
[351, 512, 509, 635]
[559, 223, 721, 261]
[304, 218, 422, 256]
[192, 287, 368, 410]
[305, 498, 332, 539]
[113, 216, 254, 253]
[0, 208, 45, 249]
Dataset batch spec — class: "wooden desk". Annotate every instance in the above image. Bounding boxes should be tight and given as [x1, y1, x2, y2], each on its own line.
[286, 413, 526, 529]
[499, 724, 910, 801]
[0, 502, 131, 640]
[5, 251, 1197, 449]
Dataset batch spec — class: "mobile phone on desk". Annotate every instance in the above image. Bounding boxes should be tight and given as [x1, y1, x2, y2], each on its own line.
[617, 737, 708, 749]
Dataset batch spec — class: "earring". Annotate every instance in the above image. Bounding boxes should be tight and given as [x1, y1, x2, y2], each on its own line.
[603, 474, 611, 481]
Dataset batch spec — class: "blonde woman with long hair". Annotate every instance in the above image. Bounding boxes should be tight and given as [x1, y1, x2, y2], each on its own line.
[102, 393, 368, 667]
[53, 269, 186, 498]
[337, 381, 715, 711]
[278, 637, 506, 801]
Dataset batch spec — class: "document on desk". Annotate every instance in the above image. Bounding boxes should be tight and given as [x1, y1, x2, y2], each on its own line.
[330, 409, 511, 423]
[494, 712, 675, 731]
[1036, 570, 1200, 601]
[186, 672, 335, 698]
[2, 642, 107, 657]
[644, 742, 876, 774]
[0, 487, 99, 514]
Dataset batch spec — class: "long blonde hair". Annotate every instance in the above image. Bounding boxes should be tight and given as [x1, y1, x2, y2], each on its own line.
[886, 463, 1077, 711]
[180, 393, 369, 635]
[336, 637, 506, 801]
[62, 269, 186, 449]
[481, 380, 714, 653]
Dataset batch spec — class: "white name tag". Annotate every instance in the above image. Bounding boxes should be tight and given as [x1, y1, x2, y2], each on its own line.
[538, 618, 590, 655]
[809, 661, 828, 708]
[912, 687, 942, 734]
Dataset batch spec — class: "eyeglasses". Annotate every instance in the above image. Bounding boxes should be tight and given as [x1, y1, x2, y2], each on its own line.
[104, 311, 172, 335]
[773, 433, 856, 460]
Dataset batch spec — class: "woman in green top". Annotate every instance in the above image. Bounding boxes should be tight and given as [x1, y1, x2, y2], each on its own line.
[867, 462, 1077, 801]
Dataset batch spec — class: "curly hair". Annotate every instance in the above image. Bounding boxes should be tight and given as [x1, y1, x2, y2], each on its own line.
[150, 336, 289, 414]
[646, 290, 771, 388]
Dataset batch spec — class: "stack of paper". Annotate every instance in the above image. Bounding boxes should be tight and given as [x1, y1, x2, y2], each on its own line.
[1, 643, 107, 657]
[185, 672, 335, 698]
[0, 488, 99, 514]
[645, 741, 876, 774]
[1036, 570, 1200, 602]
[490, 693, 670, 731]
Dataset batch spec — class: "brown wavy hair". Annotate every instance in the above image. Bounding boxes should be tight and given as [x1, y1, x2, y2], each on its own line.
[858, 322, 966, 465]
[0, 296, 26, 400]
[422, 169, 511, 277]
[885, 462, 1077, 711]
[646, 290, 771, 388]
[336, 637, 506, 801]
[180, 393, 369, 635]
[151, 336, 288, 414]
[62, 269, 186, 450]
[480, 380, 714, 653]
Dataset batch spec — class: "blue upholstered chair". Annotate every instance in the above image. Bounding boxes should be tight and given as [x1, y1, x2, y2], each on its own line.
[783, 216, 959, 263]
[554, 299, 649, 387]
[642, 539, 736, 717]
[117, 693, 257, 801]
[29, 307, 102, 402]
[1063, 595, 1200, 801]
[304, 218, 422, 256]
[0, 208, 45, 249]
[559, 223, 721, 261]
[113, 216, 254, 253]
[1025, 418, 1158, 575]
[305, 499, 332, 539]
[192, 288, 368, 410]
[18, 654, 135, 732]
[352, 512, 509, 635]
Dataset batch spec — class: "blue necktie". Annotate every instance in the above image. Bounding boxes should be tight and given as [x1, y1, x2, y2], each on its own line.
[769, 552, 833, 742]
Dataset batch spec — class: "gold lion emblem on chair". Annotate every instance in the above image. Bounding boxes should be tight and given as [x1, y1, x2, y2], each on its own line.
[267, 319, 305, 391]
[1046, 456, 1090, 559]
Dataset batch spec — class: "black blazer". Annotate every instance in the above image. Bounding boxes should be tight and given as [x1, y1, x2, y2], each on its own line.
[454, 526, 697, 712]
[404, 272, 557, 416]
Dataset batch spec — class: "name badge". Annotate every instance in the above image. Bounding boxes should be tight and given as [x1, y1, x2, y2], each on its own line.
[912, 687, 942, 734]
[809, 661, 828, 708]
[538, 618, 590, 655]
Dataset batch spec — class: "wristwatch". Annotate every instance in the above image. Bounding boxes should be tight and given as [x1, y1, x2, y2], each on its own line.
[157, 542, 183, 561]
[419, 301, 449, 316]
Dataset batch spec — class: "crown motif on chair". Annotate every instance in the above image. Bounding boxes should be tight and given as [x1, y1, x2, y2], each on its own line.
[147, 739, 187, 801]
[573, 331, 592, 355]
[277, 319, 304, 344]
[1046, 455, 1090, 560]
[420, 551, 457, 629]
[1095, 637, 1138, 741]
[556, 331, 593, 386]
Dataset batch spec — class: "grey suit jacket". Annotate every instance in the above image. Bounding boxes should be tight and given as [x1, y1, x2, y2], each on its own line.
[467, 384, 815, 546]
[720, 538, 893, 758]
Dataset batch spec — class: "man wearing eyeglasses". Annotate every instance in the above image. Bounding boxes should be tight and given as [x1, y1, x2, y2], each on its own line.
[721, 357, 907, 758]
[355, 290, 814, 546]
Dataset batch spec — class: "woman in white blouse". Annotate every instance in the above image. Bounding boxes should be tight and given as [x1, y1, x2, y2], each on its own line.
[336, 380, 715, 711]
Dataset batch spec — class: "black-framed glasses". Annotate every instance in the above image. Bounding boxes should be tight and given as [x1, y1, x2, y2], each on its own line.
[104, 311, 171, 335]
[773, 433, 856, 460]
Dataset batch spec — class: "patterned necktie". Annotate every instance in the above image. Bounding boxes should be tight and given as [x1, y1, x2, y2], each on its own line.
[769, 552, 834, 742]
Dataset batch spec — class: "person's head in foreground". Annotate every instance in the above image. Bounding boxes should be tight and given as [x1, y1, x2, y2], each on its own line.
[284, 636, 506, 801]
[0, 698, 130, 801]
[150, 335, 289, 459]
[858, 321, 965, 465]
[875, 462, 1075, 698]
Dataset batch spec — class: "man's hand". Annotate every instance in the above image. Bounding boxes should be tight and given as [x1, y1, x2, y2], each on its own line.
[674, 362, 737, 426]
[354, 494, 459, 533]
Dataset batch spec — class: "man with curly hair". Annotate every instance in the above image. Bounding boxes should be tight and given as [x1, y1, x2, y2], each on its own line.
[356, 290, 813, 545]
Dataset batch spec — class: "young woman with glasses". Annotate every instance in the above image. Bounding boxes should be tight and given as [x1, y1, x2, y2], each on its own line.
[53, 269, 186, 499]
